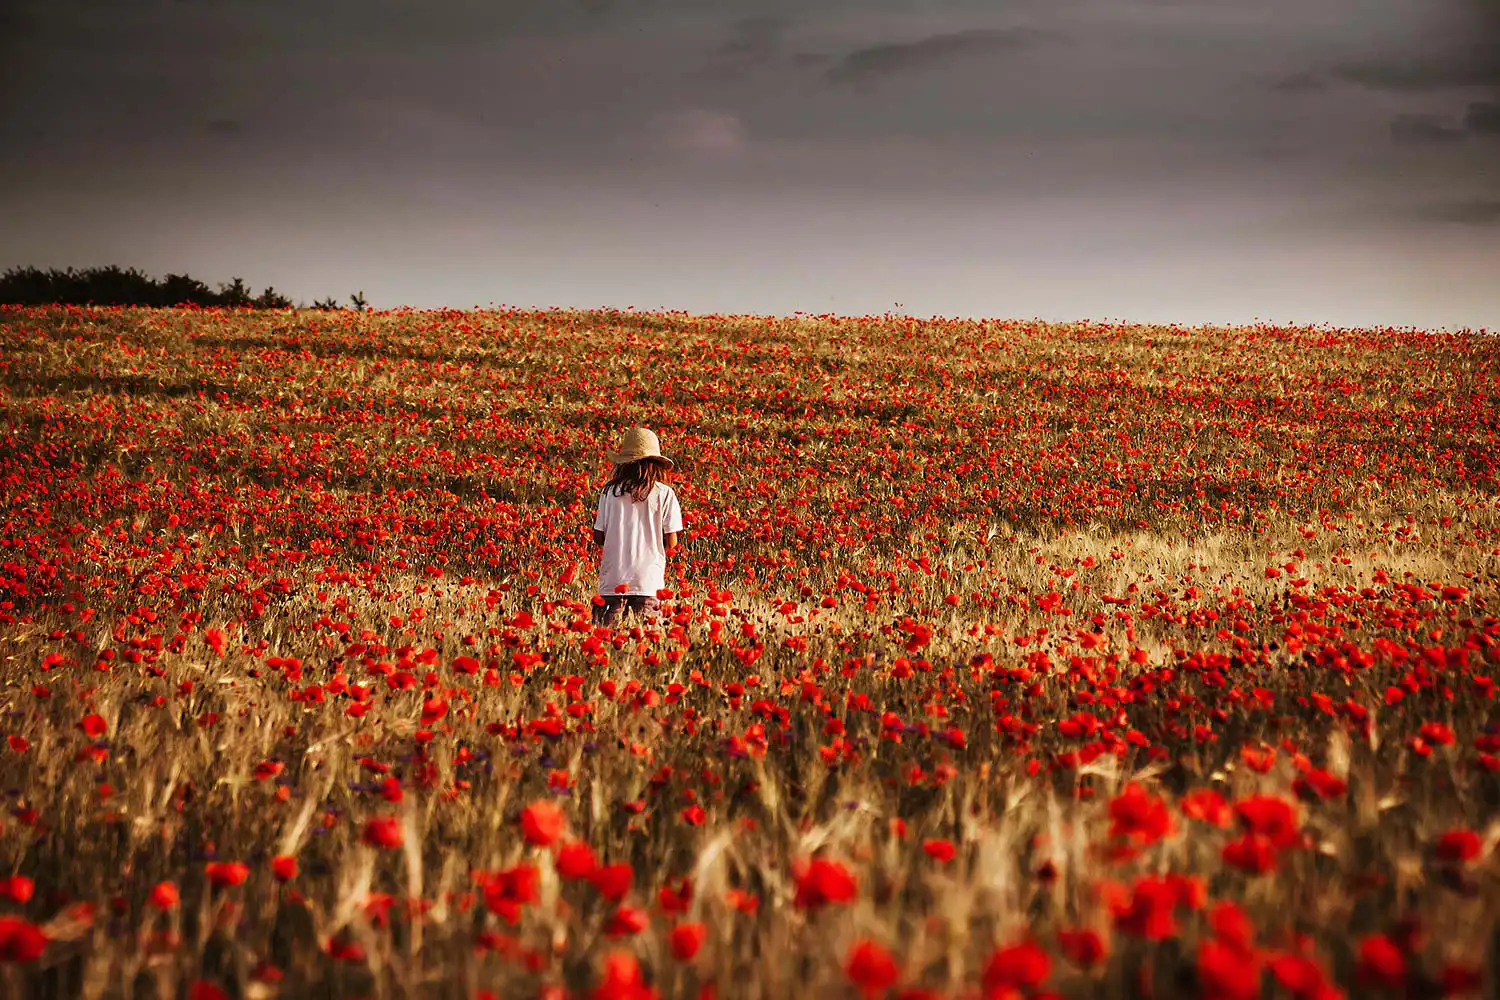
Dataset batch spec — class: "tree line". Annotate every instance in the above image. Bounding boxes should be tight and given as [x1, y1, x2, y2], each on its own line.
[0, 266, 368, 311]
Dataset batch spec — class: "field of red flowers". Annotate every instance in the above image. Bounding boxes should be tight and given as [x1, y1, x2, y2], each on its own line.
[0, 305, 1497, 999]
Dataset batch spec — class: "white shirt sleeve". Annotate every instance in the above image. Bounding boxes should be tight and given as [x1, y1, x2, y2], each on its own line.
[593, 490, 609, 532]
[663, 488, 684, 534]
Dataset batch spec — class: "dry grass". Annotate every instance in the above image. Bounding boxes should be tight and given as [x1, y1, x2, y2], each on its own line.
[0, 306, 1497, 999]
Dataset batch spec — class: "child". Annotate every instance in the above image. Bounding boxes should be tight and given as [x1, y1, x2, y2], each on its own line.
[592, 427, 683, 626]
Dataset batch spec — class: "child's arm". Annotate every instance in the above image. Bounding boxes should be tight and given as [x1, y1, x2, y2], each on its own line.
[592, 491, 607, 548]
[663, 489, 683, 558]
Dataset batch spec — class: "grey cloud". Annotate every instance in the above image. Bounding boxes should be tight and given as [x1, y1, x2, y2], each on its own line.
[648, 109, 747, 156]
[787, 52, 836, 73]
[720, 15, 787, 61]
[1466, 101, 1500, 133]
[1271, 71, 1325, 93]
[4, 0, 1500, 328]
[689, 13, 836, 87]
[1390, 113, 1469, 145]
[1419, 199, 1500, 224]
[824, 27, 1047, 86]
[1333, 53, 1500, 91]
[692, 14, 795, 84]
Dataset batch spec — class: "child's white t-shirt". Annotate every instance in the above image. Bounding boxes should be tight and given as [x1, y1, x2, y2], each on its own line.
[594, 482, 683, 597]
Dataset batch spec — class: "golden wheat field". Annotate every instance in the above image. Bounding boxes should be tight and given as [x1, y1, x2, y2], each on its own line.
[0, 305, 1498, 1000]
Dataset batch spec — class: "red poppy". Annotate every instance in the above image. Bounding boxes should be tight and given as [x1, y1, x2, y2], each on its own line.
[1109, 782, 1173, 844]
[361, 816, 403, 849]
[670, 921, 707, 961]
[1356, 934, 1407, 988]
[590, 951, 657, 1000]
[1112, 876, 1180, 940]
[793, 857, 858, 910]
[1234, 796, 1300, 848]
[845, 939, 900, 997]
[252, 760, 283, 781]
[1057, 928, 1108, 968]
[204, 862, 249, 888]
[1222, 834, 1279, 874]
[0, 876, 33, 904]
[658, 877, 693, 915]
[982, 940, 1051, 991]
[1441, 963, 1482, 996]
[481, 864, 540, 924]
[148, 881, 179, 910]
[725, 889, 759, 915]
[1207, 901, 1255, 954]
[520, 800, 567, 847]
[1198, 938, 1262, 1000]
[0, 917, 47, 962]
[922, 839, 958, 863]
[605, 905, 650, 938]
[419, 696, 448, 725]
[1435, 828, 1483, 865]
[1180, 788, 1231, 827]
[1240, 746, 1277, 773]
[1268, 952, 1339, 1000]
[1419, 723, 1456, 747]
[556, 841, 599, 880]
[590, 863, 634, 902]
[1292, 768, 1347, 801]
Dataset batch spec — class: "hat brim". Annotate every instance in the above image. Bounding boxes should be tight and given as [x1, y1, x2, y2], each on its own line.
[612, 452, 674, 469]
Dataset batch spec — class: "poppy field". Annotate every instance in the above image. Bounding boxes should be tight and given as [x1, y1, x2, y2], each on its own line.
[0, 305, 1498, 1000]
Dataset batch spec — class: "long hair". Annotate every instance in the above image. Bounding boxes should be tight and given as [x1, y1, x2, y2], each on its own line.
[604, 458, 668, 503]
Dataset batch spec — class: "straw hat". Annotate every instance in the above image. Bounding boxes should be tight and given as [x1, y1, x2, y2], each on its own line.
[611, 427, 674, 468]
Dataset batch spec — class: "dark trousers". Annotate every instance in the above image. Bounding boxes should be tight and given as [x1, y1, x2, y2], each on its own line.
[592, 594, 661, 626]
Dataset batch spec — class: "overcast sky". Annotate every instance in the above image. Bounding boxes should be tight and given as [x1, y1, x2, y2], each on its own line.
[2, 0, 1498, 328]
